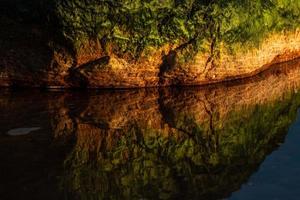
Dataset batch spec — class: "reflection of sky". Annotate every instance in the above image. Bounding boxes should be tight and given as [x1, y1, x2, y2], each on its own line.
[230, 110, 300, 200]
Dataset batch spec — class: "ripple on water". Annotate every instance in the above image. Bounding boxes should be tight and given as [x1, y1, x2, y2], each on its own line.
[6, 127, 41, 136]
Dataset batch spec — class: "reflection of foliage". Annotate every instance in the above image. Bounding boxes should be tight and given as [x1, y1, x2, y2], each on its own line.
[60, 91, 300, 199]
[222, 92, 300, 157]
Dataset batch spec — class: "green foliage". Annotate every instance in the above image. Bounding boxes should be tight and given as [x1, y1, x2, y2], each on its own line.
[52, 0, 300, 57]
[54, 0, 209, 56]
[5, 0, 299, 58]
[219, 0, 300, 51]
[2, 0, 299, 59]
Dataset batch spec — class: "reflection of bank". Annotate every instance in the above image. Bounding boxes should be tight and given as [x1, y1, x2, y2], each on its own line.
[51, 60, 300, 199]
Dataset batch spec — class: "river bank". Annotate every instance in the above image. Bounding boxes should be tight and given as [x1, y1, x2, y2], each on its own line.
[1, 1, 299, 88]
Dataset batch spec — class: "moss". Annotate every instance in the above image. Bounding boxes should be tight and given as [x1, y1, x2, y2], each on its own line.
[50, 0, 299, 59]
[3, 0, 299, 63]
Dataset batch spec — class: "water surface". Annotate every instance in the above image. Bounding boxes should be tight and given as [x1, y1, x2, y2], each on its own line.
[1, 59, 300, 200]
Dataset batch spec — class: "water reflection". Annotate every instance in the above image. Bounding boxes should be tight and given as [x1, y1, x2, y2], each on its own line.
[1, 59, 300, 199]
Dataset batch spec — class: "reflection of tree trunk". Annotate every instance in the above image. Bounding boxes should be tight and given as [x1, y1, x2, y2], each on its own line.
[49, 94, 75, 140]
[200, 97, 216, 151]
[204, 92, 220, 152]
[158, 88, 190, 135]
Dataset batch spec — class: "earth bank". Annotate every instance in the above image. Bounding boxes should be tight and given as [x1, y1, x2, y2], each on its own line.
[0, 0, 299, 88]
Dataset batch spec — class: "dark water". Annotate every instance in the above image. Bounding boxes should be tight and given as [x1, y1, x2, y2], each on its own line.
[1, 59, 300, 200]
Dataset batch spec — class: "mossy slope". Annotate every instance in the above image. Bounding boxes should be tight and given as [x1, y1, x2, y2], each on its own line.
[53, 0, 300, 58]
[1, 0, 300, 87]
